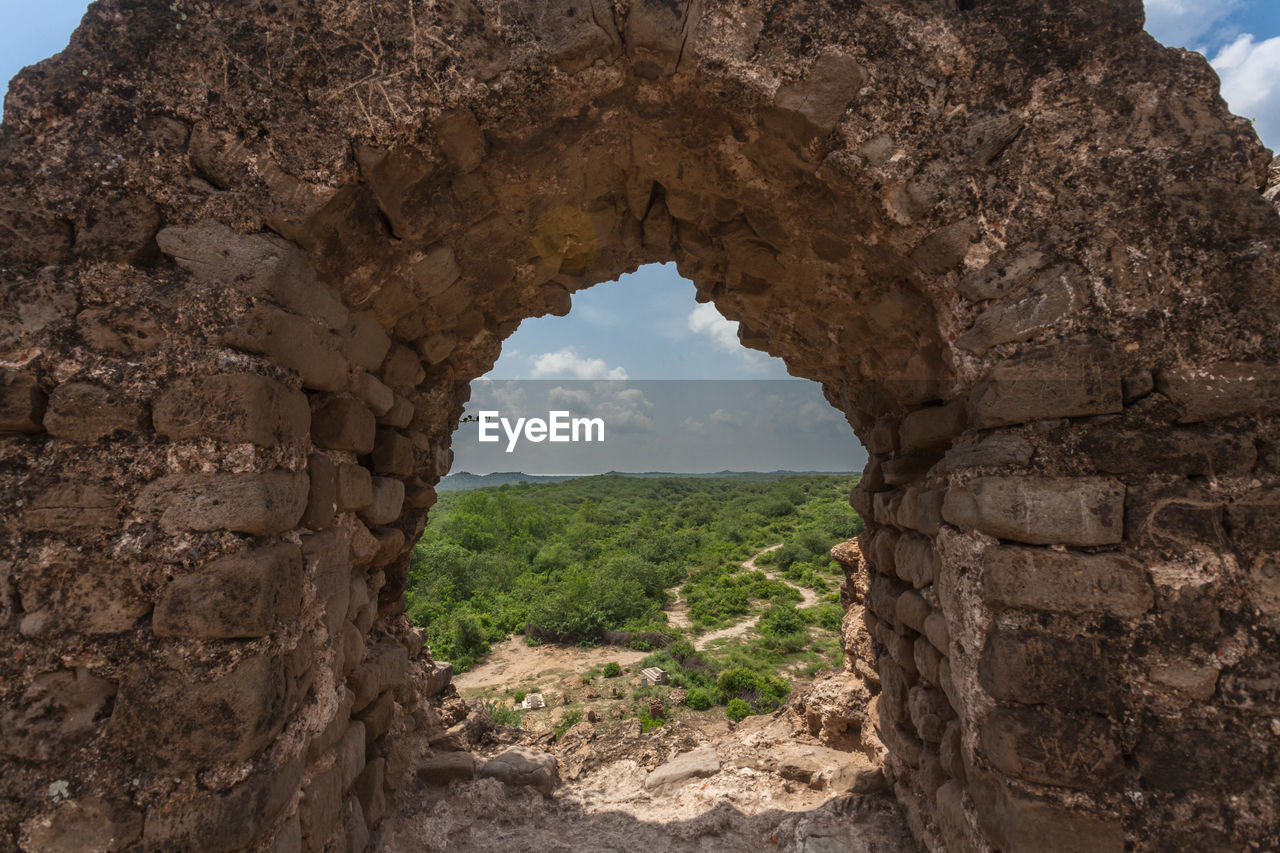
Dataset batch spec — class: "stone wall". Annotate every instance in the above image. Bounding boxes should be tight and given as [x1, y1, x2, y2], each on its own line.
[1, 1, 1278, 850]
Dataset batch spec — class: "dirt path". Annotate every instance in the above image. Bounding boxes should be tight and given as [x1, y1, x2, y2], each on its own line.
[454, 637, 649, 693]
[455, 543, 825, 693]
[690, 544, 821, 651]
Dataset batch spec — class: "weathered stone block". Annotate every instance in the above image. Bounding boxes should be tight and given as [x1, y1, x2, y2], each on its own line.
[110, 654, 293, 771]
[881, 453, 938, 486]
[894, 533, 940, 588]
[359, 477, 405, 526]
[350, 521, 381, 566]
[21, 482, 119, 533]
[154, 373, 309, 447]
[969, 342, 1121, 428]
[371, 428, 414, 476]
[978, 628, 1123, 713]
[939, 722, 965, 784]
[895, 589, 930, 633]
[337, 463, 374, 512]
[0, 668, 117, 761]
[1225, 490, 1280, 550]
[912, 219, 977, 276]
[968, 766, 1125, 853]
[868, 571, 908, 625]
[380, 344, 424, 388]
[435, 108, 486, 172]
[423, 661, 454, 697]
[774, 51, 866, 131]
[1155, 362, 1280, 423]
[0, 370, 46, 432]
[344, 794, 370, 852]
[307, 691, 354, 764]
[625, 0, 698, 77]
[416, 752, 476, 786]
[353, 371, 394, 417]
[1135, 727, 1265, 793]
[337, 720, 368, 790]
[154, 543, 303, 639]
[17, 555, 149, 637]
[944, 435, 1034, 469]
[915, 488, 946, 536]
[404, 478, 438, 510]
[20, 796, 142, 853]
[979, 704, 1123, 789]
[958, 246, 1046, 302]
[138, 471, 309, 535]
[1082, 426, 1256, 475]
[957, 267, 1082, 354]
[348, 639, 409, 711]
[141, 756, 303, 853]
[299, 761, 343, 848]
[981, 545, 1154, 617]
[370, 527, 406, 567]
[923, 611, 950, 655]
[899, 400, 966, 451]
[353, 757, 387, 828]
[44, 382, 146, 441]
[934, 781, 979, 853]
[908, 685, 952, 743]
[157, 222, 347, 330]
[312, 396, 376, 453]
[914, 636, 942, 685]
[340, 622, 366, 678]
[481, 747, 561, 795]
[342, 312, 392, 371]
[302, 527, 353, 604]
[302, 454, 337, 530]
[1149, 660, 1219, 700]
[378, 394, 414, 428]
[224, 304, 348, 392]
[942, 476, 1124, 547]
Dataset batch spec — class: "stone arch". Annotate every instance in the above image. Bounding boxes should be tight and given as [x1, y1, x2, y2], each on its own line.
[2, 0, 1278, 850]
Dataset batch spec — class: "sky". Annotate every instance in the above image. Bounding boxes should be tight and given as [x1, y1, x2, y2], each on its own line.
[2, 2, 1277, 472]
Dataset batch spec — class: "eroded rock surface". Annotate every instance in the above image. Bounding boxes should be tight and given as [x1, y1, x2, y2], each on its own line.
[1, 0, 1278, 851]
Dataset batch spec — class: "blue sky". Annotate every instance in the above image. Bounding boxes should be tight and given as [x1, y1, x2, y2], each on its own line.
[1, 1, 1277, 388]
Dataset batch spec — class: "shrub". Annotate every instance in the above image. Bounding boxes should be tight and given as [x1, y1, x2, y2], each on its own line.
[603, 662, 622, 677]
[484, 698, 523, 728]
[513, 690, 528, 703]
[629, 638, 652, 651]
[686, 688, 714, 711]
[726, 698, 752, 722]
[760, 604, 806, 637]
[638, 711, 665, 732]
[553, 708, 583, 740]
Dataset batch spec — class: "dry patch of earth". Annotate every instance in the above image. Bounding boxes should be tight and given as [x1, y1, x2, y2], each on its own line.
[377, 706, 914, 853]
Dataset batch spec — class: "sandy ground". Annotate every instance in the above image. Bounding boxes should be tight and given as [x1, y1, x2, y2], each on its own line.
[454, 640, 650, 693]
[377, 713, 915, 853]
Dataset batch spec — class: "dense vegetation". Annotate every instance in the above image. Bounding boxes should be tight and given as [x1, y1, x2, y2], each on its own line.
[406, 474, 862, 672]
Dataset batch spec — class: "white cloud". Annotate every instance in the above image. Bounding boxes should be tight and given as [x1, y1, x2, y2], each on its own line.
[550, 384, 655, 434]
[687, 303, 742, 353]
[1143, 0, 1241, 48]
[528, 348, 628, 380]
[709, 408, 743, 427]
[1211, 34, 1280, 148]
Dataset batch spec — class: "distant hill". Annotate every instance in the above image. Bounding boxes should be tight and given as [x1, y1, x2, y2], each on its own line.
[437, 472, 577, 491]
[438, 469, 856, 491]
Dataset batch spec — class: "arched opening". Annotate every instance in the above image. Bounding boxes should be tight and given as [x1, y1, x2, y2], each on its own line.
[383, 262, 887, 847]
[2, 2, 1278, 852]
